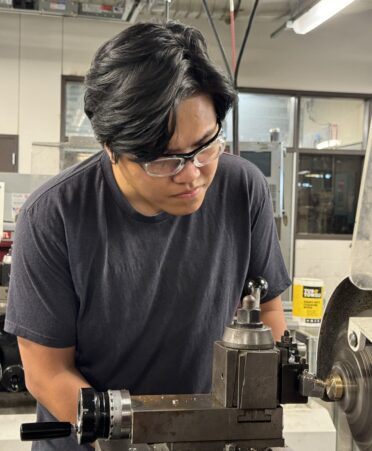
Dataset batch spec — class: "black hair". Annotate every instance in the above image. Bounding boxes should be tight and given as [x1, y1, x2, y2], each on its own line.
[84, 21, 236, 163]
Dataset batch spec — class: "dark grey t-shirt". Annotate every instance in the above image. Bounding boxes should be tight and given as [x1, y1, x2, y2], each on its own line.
[5, 151, 290, 450]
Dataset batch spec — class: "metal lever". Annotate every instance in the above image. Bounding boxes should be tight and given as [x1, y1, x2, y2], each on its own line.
[238, 277, 268, 326]
[244, 277, 268, 305]
[20, 422, 74, 441]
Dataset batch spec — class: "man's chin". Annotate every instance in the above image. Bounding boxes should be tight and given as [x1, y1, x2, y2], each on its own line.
[164, 196, 205, 216]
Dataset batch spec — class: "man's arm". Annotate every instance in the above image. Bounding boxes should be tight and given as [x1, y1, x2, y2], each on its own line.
[260, 296, 287, 342]
[18, 337, 91, 424]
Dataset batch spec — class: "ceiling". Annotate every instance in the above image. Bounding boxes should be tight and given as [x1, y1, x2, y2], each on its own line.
[2, 0, 372, 24]
[146, 0, 297, 21]
[115, 0, 372, 22]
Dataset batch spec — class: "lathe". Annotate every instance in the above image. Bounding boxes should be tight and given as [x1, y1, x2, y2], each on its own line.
[18, 275, 372, 451]
[17, 122, 372, 451]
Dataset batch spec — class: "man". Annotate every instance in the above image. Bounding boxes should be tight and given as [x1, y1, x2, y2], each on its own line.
[5, 21, 290, 450]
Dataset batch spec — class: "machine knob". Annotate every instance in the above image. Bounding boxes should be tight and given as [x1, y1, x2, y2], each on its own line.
[20, 422, 73, 441]
[1, 364, 25, 392]
[244, 277, 268, 299]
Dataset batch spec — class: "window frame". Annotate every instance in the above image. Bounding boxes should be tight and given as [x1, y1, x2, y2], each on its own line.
[226, 91, 297, 147]
[60, 75, 86, 143]
[239, 87, 372, 240]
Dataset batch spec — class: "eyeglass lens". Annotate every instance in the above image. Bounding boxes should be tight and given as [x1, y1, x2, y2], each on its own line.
[146, 139, 225, 176]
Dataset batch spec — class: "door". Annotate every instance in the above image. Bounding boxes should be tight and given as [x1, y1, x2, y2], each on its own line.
[0, 135, 18, 172]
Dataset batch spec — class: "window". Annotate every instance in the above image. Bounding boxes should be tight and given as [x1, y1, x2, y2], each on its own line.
[225, 93, 296, 147]
[299, 97, 365, 150]
[297, 154, 363, 235]
[62, 77, 94, 141]
[297, 95, 367, 236]
[57, 77, 99, 172]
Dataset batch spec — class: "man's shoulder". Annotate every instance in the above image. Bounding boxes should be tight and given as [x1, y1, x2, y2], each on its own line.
[216, 153, 268, 191]
[23, 151, 104, 215]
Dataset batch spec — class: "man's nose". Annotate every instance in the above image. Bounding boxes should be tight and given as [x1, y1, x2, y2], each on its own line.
[172, 160, 200, 183]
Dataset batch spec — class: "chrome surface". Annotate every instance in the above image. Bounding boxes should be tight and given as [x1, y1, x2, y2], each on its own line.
[108, 389, 132, 439]
[348, 317, 372, 352]
[222, 323, 274, 350]
[298, 370, 326, 398]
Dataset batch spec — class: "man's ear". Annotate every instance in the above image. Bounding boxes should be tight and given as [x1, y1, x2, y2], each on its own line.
[104, 144, 115, 164]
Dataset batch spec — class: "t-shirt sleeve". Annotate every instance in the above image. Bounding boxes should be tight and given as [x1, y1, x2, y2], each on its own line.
[246, 175, 291, 303]
[4, 203, 78, 347]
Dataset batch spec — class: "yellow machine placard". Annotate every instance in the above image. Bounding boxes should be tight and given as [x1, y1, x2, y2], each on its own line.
[292, 284, 323, 319]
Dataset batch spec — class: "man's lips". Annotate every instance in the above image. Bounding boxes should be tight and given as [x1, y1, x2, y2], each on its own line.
[173, 186, 203, 198]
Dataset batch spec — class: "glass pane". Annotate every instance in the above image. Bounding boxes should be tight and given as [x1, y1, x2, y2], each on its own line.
[297, 154, 363, 234]
[299, 97, 365, 150]
[225, 93, 295, 147]
[64, 81, 94, 138]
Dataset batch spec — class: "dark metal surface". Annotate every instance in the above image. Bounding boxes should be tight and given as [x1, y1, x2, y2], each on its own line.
[96, 440, 153, 451]
[211, 342, 279, 410]
[96, 442, 292, 451]
[211, 342, 238, 407]
[237, 350, 278, 409]
[130, 394, 283, 445]
[96, 440, 289, 451]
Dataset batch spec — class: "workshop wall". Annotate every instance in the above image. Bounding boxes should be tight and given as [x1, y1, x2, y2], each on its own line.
[1, 12, 372, 172]
[0, 14, 125, 173]
[1, 11, 372, 173]
[0, 14, 19, 137]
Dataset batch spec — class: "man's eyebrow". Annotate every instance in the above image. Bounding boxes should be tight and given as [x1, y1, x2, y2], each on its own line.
[168, 124, 217, 152]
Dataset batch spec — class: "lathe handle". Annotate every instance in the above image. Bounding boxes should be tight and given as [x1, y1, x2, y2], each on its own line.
[20, 422, 73, 441]
[245, 277, 268, 298]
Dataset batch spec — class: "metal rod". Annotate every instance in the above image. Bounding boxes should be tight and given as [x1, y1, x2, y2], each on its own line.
[232, 0, 260, 156]
[165, 0, 171, 21]
[270, 20, 291, 39]
[234, 0, 260, 89]
[229, 0, 236, 71]
[201, 0, 233, 83]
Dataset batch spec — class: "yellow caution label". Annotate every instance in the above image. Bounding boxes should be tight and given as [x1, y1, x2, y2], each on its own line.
[292, 284, 323, 319]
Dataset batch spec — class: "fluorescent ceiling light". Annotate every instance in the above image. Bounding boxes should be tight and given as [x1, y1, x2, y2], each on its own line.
[291, 0, 356, 34]
[316, 139, 341, 150]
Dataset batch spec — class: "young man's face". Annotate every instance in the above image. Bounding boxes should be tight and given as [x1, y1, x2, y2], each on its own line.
[110, 94, 222, 216]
